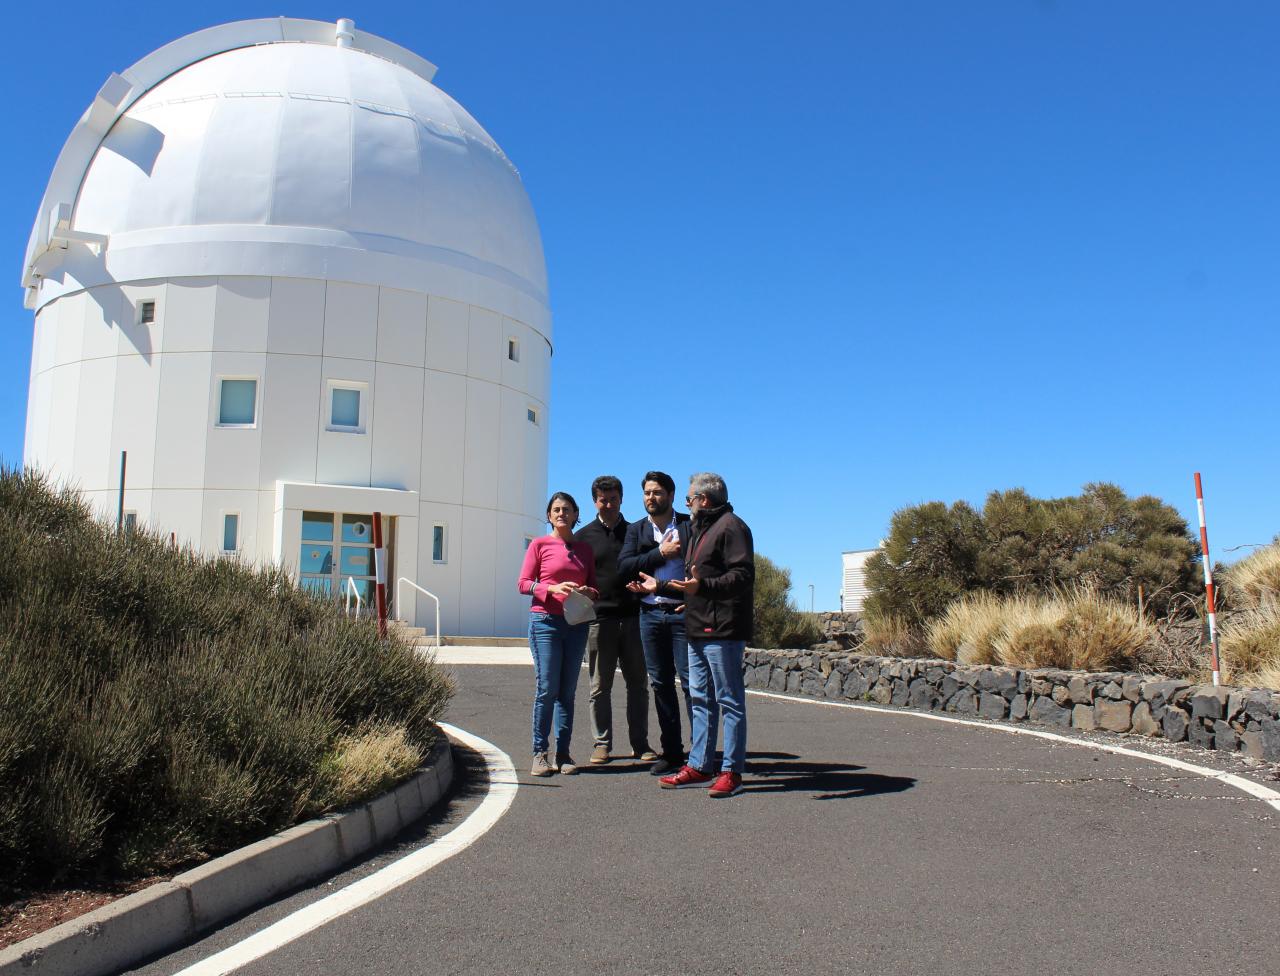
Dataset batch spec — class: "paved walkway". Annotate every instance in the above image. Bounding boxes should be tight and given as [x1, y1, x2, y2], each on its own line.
[133, 661, 1280, 976]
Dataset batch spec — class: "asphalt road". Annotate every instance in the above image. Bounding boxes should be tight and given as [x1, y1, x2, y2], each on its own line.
[132, 661, 1280, 976]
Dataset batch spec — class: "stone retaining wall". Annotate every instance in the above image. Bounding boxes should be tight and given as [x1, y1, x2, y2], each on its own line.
[744, 649, 1280, 762]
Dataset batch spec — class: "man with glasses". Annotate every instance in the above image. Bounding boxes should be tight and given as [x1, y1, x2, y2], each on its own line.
[633, 472, 754, 799]
[620, 471, 693, 775]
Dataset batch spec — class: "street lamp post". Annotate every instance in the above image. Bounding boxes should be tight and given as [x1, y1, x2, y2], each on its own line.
[808, 583, 814, 613]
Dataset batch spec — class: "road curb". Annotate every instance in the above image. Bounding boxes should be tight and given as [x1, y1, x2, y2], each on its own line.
[0, 732, 455, 976]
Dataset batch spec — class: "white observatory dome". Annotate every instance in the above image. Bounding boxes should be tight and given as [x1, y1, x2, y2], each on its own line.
[22, 19, 553, 638]
[74, 42, 546, 304]
[24, 18, 549, 336]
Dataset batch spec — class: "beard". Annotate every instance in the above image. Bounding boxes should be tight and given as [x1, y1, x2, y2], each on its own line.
[645, 498, 672, 517]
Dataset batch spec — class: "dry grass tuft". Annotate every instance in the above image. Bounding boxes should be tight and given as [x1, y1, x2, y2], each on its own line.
[862, 612, 929, 657]
[316, 724, 423, 811]
[1222, 541, 1280, 610]
[1053, 587, 1153, 672]
[925, 588, 1154, 672]
[1220, 604, 1280, 690]
[929, 592, 1010, 665]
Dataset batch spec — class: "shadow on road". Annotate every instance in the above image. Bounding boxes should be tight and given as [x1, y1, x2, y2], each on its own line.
[745, 759, 917, 800]
[585, 750, 802, 776]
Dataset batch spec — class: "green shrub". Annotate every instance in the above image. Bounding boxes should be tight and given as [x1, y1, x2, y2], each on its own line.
[0, 467, 454, 887]
[866, 484, 1199, 631]
[753, 555, 821, 649]
[864, 500, 985, 630]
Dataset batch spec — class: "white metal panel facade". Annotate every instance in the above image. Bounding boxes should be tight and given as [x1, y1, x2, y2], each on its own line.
[841, 549, 879, 613]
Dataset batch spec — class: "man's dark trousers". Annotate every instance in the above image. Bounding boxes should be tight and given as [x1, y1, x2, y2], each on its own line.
[637, 603, 693, 760]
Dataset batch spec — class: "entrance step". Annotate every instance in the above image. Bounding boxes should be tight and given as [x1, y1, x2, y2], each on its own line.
[439, 635, 529, 648]
[389, 623, 427, 639]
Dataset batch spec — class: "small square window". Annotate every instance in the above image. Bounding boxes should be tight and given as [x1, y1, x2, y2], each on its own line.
[222, 513, 239, 552]
[327, 381, 367, 433]
[527, 407, 539, 425]
[507, 337, 519, 362]
[218, 378, 257, 426]
[138, 300, 156, 325]
[432, 523, 447, 563]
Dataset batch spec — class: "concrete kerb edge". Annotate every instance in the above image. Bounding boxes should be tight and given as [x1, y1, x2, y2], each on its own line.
[0, 731, 455, 976]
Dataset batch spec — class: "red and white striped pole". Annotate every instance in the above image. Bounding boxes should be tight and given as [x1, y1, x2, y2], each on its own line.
[371, 512, 388, 639]
[1193, 473, 1221, 687]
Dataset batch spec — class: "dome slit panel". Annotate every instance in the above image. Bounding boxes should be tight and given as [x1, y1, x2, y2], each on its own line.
[191, 94, 284, 226]
[269, 97, 354, 231]
[350, 106, 424, 242]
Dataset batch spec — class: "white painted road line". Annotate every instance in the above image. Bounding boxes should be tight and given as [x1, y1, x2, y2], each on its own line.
[169, 724, 517, 976]
[747, 688, 1280, 812]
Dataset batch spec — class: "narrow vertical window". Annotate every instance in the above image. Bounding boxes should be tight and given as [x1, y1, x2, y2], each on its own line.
[218, 378, 257, 426]
[222, 513, 239, 552]
[507, 337, 519, 362]
[123, 512, 138, 534]
[432, 523, 446, 563]
[138, 300, 156, 325]
[526, 406, 538, 425]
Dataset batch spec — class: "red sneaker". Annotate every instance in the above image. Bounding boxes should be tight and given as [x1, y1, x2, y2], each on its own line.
[708, 771, 743, 798]
[659, 765, 714, 789]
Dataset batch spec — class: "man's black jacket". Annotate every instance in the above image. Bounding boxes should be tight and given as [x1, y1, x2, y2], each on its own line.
[618, 512, 691, 587]
[682, 503, 754, 641]
[574, 516, 637, 618]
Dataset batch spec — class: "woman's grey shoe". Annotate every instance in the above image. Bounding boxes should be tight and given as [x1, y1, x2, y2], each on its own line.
[555, 752, 579, 775]
[531, 752, 554, 777]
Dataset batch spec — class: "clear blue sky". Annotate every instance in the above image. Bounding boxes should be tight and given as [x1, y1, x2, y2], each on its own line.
[4, 2, 1277, 609]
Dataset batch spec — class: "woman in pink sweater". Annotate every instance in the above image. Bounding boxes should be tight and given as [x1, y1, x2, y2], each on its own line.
[518, 491, 599, 777]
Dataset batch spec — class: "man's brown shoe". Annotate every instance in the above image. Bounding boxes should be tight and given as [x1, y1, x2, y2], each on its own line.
[636, 748, 659, 762]
[590, 745, 611, 765]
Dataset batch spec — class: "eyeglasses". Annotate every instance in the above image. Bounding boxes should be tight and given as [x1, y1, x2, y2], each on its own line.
[685, 494, 701, 504]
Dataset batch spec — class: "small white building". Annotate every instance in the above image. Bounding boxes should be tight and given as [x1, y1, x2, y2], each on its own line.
[21, 18, 550, 636]
[841, 548, 879, 613]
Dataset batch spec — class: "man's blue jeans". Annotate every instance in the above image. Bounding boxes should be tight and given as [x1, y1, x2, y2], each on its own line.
[637, 605, 693, 759]
[687, 638, 747, 774]
[529, 613, 589, 755]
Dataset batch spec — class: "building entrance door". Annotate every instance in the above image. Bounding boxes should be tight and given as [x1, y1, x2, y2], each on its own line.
[299, 511, 386, 606]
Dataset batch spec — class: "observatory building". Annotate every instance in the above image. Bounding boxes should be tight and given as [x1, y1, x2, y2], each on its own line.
[21, 18, 551, 636]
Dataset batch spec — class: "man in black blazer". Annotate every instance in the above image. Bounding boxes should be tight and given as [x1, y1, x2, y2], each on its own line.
[619, 471, 693, 775]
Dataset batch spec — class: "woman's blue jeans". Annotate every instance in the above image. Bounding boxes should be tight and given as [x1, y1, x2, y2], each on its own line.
[529, 612, 589, 755]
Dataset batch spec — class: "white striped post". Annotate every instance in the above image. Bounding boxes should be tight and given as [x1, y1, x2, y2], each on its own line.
[1194, 472, 1221, 687]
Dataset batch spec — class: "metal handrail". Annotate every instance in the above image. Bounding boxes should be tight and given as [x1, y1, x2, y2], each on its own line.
[344, 576, 364, 617]
[395, 577, 441, 648]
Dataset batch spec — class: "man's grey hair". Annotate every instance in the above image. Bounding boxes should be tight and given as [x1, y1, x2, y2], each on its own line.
[688, 472, 728, 506]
